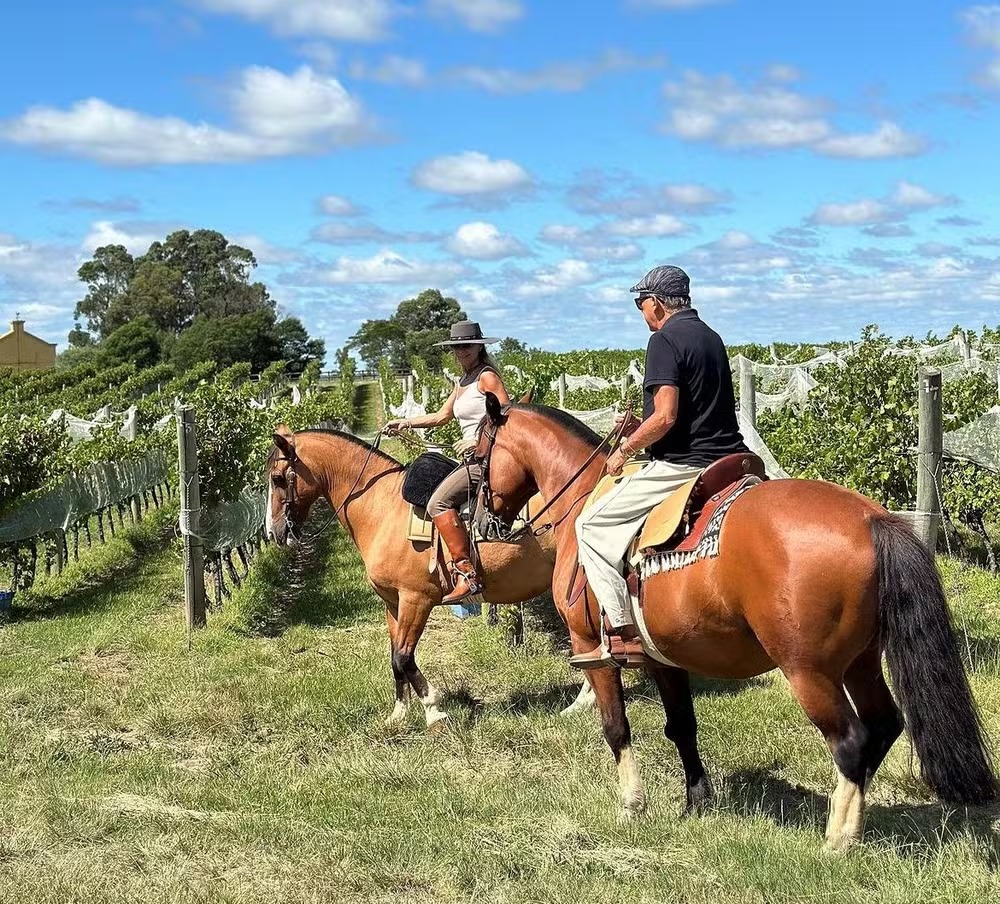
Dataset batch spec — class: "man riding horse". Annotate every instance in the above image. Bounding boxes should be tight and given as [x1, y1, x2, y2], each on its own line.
[570, 265, 750, 670]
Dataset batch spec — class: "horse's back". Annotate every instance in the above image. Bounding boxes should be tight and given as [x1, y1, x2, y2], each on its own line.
[641, 477, 884, 678]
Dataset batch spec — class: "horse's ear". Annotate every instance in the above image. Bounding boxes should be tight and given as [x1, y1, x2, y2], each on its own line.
[485, 391, 504, 425]
[273, 426, 296, 460]
[518, 387, 534, 405]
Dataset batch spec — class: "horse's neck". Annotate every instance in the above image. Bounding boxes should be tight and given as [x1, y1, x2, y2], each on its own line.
[311, 434, 403, 552]
[520, 417, 606, 532]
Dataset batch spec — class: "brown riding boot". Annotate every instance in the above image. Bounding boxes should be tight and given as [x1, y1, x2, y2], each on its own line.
[569, 622, 653, 671]
[432, 510, 483, 603]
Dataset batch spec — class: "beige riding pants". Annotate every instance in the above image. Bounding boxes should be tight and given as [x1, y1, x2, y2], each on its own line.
[575, 458, 703, 629]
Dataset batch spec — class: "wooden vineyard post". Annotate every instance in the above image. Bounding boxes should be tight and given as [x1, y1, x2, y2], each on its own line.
[915, 367, 943, 552]
[739, 357, 757, 430]
[177, 405, 206, 629]
[124, 413, 142, 523]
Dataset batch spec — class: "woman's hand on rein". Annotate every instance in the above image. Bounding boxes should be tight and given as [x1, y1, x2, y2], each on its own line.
[453, 437, 478, 458]
[385, 419, 410, 435]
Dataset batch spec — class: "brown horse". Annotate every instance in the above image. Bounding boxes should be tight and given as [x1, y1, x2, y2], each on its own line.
[474, 395, 997, 851]
[265, 426, 583, 728]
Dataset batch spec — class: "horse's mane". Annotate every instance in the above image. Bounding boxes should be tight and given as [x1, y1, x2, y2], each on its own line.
[515, 404, 603, 449]
[267, 428, 402, 468]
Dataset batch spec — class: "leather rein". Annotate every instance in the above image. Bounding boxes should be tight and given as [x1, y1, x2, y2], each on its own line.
[476, 408, 629, 542]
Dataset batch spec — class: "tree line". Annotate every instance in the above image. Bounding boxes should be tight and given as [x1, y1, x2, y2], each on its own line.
[64, 229, 325, 374]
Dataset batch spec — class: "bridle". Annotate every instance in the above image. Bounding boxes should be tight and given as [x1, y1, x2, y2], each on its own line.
[271, 452, 302, 543]
[269, 429, 404, 542]
[476, 407, 627, 542]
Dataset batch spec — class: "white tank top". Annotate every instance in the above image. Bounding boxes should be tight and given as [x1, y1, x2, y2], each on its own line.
[452, 367, 496, 441]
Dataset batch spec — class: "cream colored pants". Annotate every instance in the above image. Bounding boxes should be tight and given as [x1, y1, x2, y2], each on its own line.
[575, 458, 703, 628]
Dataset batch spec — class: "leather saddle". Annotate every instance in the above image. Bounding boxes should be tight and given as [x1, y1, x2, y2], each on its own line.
[570, 452, 766, 605]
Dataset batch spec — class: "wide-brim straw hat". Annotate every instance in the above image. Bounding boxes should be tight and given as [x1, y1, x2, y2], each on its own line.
[433, 320, 499, 346]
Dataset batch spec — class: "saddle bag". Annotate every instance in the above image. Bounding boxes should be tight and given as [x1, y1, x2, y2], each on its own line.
[401, 451, 458, 508]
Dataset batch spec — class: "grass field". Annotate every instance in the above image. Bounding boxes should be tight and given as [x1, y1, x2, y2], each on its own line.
[2, 510, 1000, 903]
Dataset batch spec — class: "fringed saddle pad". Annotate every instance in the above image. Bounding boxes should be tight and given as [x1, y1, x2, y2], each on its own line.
[639, 478, 760, 580]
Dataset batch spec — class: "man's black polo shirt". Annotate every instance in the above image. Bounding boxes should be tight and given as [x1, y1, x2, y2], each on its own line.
[642, 308, 747, 466]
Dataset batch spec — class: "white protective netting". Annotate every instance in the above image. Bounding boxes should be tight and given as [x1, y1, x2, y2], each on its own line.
[737, 410, 791, 479]
[0, 450, 169, 543]
[48, 405, 139, 443]
[389, 389, 426, 419]
[563, 405, 617, 434]
[551, 374, 613, 392]
[943, 405, 1000, 473]
[201, 487, 267, 552]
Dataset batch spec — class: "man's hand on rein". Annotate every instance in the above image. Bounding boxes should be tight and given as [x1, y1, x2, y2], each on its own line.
[606, 447, 627, 476]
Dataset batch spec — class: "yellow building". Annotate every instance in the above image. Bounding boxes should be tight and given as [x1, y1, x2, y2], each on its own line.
[0, 319, 57, 372]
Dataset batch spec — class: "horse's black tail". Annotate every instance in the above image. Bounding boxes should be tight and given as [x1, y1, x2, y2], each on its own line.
[874, 515, 997, 804]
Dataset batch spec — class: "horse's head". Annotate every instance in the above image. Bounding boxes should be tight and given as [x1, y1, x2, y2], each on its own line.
[475, 392, 537, 522]
[266, 425, 325, 547]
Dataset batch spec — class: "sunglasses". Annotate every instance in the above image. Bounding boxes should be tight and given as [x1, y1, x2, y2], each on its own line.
[452, 343, 477, 350]
[634, 294, 659, 309]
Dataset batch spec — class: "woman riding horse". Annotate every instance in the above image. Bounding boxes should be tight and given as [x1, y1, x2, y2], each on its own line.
[385, 320, 510, 603]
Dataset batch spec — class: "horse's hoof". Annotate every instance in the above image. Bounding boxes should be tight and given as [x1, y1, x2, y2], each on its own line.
[618, 804, 645, 824]
[822, 835, 855, 856]
[426, 712, 450, 733]
[384, 701, 408, 727]
[683, 777, 714, 817]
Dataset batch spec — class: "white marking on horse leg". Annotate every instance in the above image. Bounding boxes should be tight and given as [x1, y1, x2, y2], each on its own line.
[560, 678, 597, 717]
[421, 682, 448, 728]
[617, 745, 646, 819]
[824, 769, 865, 853]
[385, 699, 408, 727]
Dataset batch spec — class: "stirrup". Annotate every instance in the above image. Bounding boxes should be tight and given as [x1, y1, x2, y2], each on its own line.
[444, 559, 482, 602]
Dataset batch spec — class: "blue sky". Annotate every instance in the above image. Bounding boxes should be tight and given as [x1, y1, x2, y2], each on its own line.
[2, 0, 1000, 357]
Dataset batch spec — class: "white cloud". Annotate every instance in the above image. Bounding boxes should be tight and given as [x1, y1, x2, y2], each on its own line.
[411, 151, 532, 196]
[317, 194, 361, 216]
[890, 181, 953, 209]
[231, 234, 304, 265]
[606, 213, 688, 237]
[809, 182, 954, 228]
[320, 249, 464, 284]
[538, 223, 644, 263]
[0, 232, 82, 344]
[349, 55, 430, 87]
[81, 220, 168, 255]
[445, 222, 528, 260]
[810, 200, 894, 227]
[660, 183, 728, 208]
[662, 67, 924, 159]
[427, 0, 523, 33]
[311, 221, 436, 244]
[230, 65, 370, 139]
[194, 0, 395, 42]
[0, 66, 374, 165]
[814, 122, 925, 159]
[513, 259, 598, 297]
[447, 49, 663, 93]
[567, 173, 729, 216]
[715, 230, 756, 250]
[963, 5, 1000, 88]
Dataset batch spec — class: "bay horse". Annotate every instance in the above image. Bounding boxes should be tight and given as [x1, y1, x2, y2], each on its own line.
[474, 394, 996, 851]
[265, 425, 593, 728]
